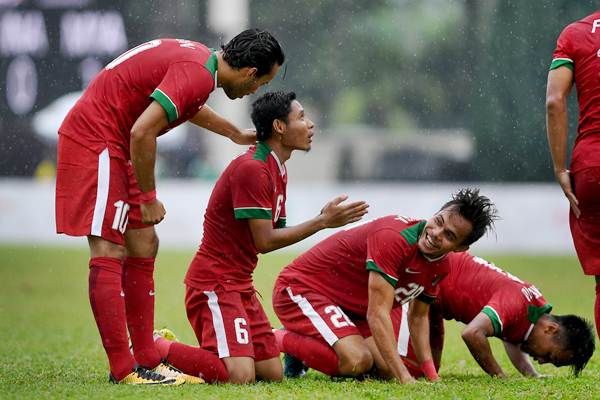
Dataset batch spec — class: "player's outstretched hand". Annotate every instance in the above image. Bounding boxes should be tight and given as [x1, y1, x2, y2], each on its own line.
[141, 199, 166, 225]
[555, 169, 580, 218]
[319, 194, 369, 228]
[231, 128, 257, 145]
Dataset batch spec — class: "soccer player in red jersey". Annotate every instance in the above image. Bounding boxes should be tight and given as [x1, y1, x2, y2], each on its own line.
[546, 11, 600, 339]
[55, 29, 285, 384]
[153, 91, 369, 384]
[392, 252, 594, 378]
[272, 189, 498, 383]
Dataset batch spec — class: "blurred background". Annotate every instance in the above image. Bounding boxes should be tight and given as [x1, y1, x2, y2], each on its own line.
[0, 0, 597, 253]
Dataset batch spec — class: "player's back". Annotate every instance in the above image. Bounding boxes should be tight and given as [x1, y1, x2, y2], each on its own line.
[60, 39, 214, 160]
[437, 252, 535, 323]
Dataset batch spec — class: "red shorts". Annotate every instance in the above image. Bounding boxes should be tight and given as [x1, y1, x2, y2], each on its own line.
[272, 281, 371, 346]
[55, 134, 145, 245]
[185, 286, 279, 361]
[390, 304, 444, 377]
[570, 167, 600, 275]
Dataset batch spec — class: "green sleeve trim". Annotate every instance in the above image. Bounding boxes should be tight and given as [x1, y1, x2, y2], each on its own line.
[275, 217, 286, 228]
[416, 293, 436, 304]
[366, 259, 398, 287]
[482, 306, 502, 337]
[150, 89, 178, 123]
[234, 208, 272, 220]
[549, 58, 574, 71]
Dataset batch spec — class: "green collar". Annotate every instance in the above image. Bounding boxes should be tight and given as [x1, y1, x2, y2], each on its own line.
[527, 303, 553, 324]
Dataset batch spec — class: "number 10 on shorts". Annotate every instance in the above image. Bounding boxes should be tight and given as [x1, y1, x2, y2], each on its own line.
[112, 200, 130, 234]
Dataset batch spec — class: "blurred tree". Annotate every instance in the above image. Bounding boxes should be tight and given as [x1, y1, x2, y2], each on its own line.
[467, 1, 594, 181]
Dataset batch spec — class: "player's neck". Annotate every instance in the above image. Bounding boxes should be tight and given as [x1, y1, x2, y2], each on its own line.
[215, 52, 227, 87]
[265, 139, 292, 164]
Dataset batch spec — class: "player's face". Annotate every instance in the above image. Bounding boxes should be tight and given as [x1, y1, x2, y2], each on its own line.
[225, 64, 280, 99]
[417, 207, 472, 258]
[521, 335, 572, 368]
[280, 100, 315, 152]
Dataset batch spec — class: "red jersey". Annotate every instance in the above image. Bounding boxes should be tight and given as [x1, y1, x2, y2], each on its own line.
[59, 39, 216, 160]
[435, 252, 552, 343]
[277, 215, 450, 316]
[551, 11, 600, 171]
[185, 142, 287, 291]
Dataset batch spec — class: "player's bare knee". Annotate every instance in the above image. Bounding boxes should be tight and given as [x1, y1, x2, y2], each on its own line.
[338, 348, 373, 376]
[260, 368, 283, 382]
[227, 366, 256, 384]
[88, 236, 126, 259]
[124, 228, 159, 258]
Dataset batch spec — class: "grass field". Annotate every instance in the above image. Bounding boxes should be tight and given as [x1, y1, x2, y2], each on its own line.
[1, 245, 598, 399]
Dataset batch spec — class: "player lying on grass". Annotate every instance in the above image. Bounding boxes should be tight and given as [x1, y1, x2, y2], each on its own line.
[55, 29, 285, 385]
[390, 252, 595, 378]
[272, 189, 498, 384]
[152, 91, 369, 384]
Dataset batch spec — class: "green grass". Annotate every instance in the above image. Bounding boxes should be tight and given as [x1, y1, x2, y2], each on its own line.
[0, 245, 598, 399]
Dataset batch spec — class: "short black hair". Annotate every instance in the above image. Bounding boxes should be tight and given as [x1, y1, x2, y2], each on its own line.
[221, 29, 285, 77]
[553, 314, 595, 376]
[251, 91, 297, 141]
[440, 188, 498, 246]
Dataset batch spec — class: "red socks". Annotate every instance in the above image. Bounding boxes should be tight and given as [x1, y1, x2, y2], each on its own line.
[122, 256, 161, 369]
[89, 257, 134, 380]
[157, 338, 229, 383]
[276, 330, 339, 376]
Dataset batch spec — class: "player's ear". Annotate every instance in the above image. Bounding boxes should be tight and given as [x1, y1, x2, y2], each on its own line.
[245, 67, 258, 79]
[272, 119, 285, 135]
[545, 321, 560, 335]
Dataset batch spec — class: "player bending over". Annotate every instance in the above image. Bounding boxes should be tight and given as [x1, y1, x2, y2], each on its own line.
[153, 91, 369, 384]
[55, 29, 285, 385]
[272, 189, 498, 383]
[392, 252, 594, 378]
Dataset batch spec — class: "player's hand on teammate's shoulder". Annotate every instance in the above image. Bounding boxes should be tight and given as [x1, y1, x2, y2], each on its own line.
[141, 199, 166, 225]
[319, 194, 369, 228]
[230, 128, 257, 145]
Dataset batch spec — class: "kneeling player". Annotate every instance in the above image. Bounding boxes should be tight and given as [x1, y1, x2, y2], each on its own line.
[153, 91, 369, 384]
[272, 190, 498, 383]
[393, 252, 594, 378]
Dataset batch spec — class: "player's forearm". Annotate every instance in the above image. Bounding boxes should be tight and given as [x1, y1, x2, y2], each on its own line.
[503, 341, 539, 377]
[546, 87, 569, 174]
[461, 330, 505, 377]
[254, 216, 326, 253]
[408, 313, 433, 364]
[130, 129, 158, 193]
[191, 105, 240, 139]
[367, 308, 414, 383]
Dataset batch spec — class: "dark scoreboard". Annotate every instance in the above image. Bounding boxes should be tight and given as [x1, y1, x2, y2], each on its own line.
[0, 0, 128, 175]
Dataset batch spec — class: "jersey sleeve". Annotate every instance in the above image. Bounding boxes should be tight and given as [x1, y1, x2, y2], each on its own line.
[550, 25, 575, 71]
[230, 160, 274, 220]
[481, 289, 524, 338]
[365, 228, 407, 287]
[150, 62, 214, 123]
